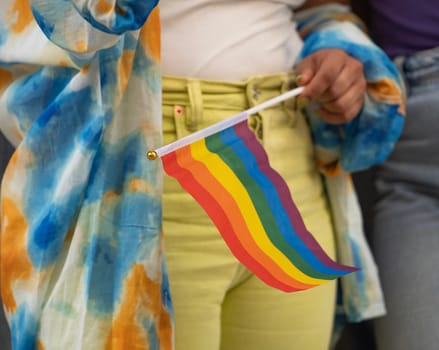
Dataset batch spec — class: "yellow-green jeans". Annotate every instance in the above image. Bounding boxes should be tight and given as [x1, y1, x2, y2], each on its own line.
[162, 73, 336, 350]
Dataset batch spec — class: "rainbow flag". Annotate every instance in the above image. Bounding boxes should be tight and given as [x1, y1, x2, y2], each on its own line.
[154, 90, 357, 292]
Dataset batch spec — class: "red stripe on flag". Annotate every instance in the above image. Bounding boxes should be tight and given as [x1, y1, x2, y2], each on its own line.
[163, 147, 310, 292]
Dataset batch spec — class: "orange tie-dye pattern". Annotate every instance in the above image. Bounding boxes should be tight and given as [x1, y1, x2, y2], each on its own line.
[0, 68, 13, 93]
[64, 227, 75, 244]
[1, 196, 33, 312]
[139, 7, 161, 62]
[118, 51, 136, 97]
[96, 0, 114, 14]
[80, 64, 91, 75]
[156, 308, 172, 350]
[37, 339, 46, 350]
[8, 0, 33, 33]
[128, 179, 154, 194]
[368, 79, 407, 115]
[0, 2, 168, 348]
[75, 41, 88, 53]
[103, 190, 118, 201]
[105, 264, 172, 350]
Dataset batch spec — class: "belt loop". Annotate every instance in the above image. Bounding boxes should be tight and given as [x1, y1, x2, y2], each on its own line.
[186, 80, 204, 131]
[281, 74, 299, 127]
[245, 79, 263, 140]
[245, 79, 258, 107]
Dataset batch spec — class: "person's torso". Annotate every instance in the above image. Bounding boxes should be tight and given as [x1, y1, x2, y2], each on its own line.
[160, 0, 305, 80]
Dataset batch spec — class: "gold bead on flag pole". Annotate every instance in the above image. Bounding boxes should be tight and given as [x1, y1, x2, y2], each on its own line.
[146, 150, 158, 160]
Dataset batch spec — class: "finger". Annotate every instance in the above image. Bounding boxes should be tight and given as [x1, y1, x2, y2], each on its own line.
[295, 58, 317, 86]
[319, 88, 365, 124]
[301, 58, 345, 99]
[321, 77, 367, 113]
[319, 73, 367, 113]
[318, 61, 365, 103]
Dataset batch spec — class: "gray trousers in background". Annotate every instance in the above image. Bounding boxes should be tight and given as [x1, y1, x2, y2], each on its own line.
[367, 48, 439, 350]
[0, 131, 13, 350]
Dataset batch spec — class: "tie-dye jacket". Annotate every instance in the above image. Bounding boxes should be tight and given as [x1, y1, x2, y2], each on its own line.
[0, 1, 173, 350]
[296, 4, 406, 326]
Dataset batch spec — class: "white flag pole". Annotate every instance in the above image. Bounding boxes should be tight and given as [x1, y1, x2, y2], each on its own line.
[148, 86, 304, 159]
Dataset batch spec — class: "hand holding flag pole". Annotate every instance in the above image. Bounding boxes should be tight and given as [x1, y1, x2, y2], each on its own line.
[148, 87, 358, 293]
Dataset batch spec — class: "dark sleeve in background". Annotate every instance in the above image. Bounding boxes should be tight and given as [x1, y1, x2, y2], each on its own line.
[0, 131, 14, 350]
[351, 0, 371, 27]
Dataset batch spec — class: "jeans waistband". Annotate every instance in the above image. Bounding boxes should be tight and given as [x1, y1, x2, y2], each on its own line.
[393, 46, 439, 93]
[162, 72, 299, 131]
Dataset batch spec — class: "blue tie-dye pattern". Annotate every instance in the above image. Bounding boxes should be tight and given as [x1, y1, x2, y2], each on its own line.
[7, 67, 77, 134]
[85, 134, 151, 203]
[9, 305, 39, 350]
[346, 237, 365, 321]
[31, 8, 55, 38]
[112, 193, 161, 228]
[299, 28, 405, 172]
[161, 264, 174, 315]
[84, 236, 117, 315]
[22, 86, 97, 192]
[73, 0, 159, 35]
[81, 133, 162, 312]
[296, 4, 405, 326]
[116, 225, 160, 271]
[1, 2, 172, 349]
[29, 204, 81, 268]
[0, 21, 7, 46]
[98, 45, 125, 107]
[78, 117, 105, 151]
[68, 53, 98, 69]
[142, 318, 160, 350]
[302, 31, 401, 81]
[342, 102, 404, 170]
[82, 225, 160, 315]
[123, 32, 140, 51]
[130, 37, 162, 94]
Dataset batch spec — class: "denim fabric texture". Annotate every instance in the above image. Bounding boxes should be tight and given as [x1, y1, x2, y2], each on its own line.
[371, 46, 439, 350]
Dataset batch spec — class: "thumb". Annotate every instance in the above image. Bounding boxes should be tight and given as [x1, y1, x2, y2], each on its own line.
[295, 56, 317, 93]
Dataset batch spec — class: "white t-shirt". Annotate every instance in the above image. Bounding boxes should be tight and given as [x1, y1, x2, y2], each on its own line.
[160, 0, 306, 80]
